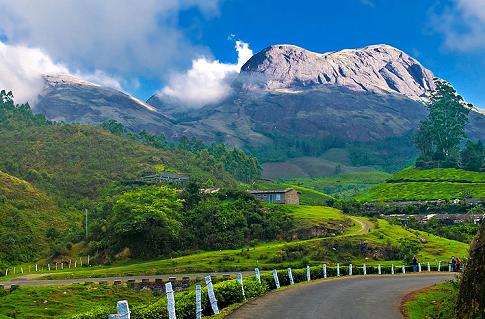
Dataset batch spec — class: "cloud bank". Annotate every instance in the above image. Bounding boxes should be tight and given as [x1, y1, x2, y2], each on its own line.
[432, 0, 485, 52]
[0, 41, 121, 104]
[158, 41, 253, 108]
[0, 0, 220, 79]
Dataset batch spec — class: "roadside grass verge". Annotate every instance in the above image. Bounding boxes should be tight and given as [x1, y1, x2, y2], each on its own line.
[402, 281, 458, 319]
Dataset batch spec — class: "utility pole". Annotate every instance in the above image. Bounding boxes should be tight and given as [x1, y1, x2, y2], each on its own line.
[85, 209, 88, 240]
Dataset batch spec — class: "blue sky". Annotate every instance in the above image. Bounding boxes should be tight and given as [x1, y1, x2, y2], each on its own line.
[0, 0, 483, 108]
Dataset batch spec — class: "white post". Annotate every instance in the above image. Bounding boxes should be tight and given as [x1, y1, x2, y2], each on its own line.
[272, 270, 280, 289]
[117, 300, 130, 319]
[349, 264, 352, 276]
[438, 261, 441, 272]
[402, 265, 406, 274]
[35, 264, 38, 272]
[378, 264, 381, 275]
[306, 265, 311, 281]
[337, 263, 340, 277]
[166, 282, 176, 319]
[237, 273, 245, 299]
[287, 268, 294, 285]
[427, 262, 431, 272]
[391, 264, 394, 275]
[61, 262, 63, 270]
[74, 261, 77, 268]
[418, 263, 422, 272]
[255, 268, 261, 284]
[20, 266, 24, 274]
[195, 285, 202, 319]
[448, 263, 451, 272]
[48, 264, 51, 271]
[363, 264, 366, 275]
[28, 265, 31, 273]
[4, 269, 7, 276]
[87, 255, 90, 266]
[80, 257, 83, 267]
[55, 263, 58, 270]
[323, 264, 327, 278]
[69, 260, 71, 269]
[205, 275, 220, 314]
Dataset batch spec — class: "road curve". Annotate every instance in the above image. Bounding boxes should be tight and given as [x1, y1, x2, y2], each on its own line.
[228, 274, 455, 319]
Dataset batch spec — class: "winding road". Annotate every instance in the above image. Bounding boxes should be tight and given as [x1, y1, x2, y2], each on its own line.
[228, 274, 455, 319]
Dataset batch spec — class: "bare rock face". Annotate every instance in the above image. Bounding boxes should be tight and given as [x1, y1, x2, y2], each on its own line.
[240, 44, 435, 100]
[35, 74, 176, 136]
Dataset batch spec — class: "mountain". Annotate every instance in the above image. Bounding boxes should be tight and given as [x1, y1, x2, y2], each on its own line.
[31, 44, 485, 176]
[34, 74, 176, 136]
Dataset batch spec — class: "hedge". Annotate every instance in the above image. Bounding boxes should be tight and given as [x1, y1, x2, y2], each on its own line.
[72, 264, 445, 318]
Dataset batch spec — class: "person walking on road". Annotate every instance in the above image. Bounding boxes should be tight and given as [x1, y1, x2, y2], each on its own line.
[451, 256, 456, 272]
[455, 257, 461, 272]
[412, 255, 418, 272]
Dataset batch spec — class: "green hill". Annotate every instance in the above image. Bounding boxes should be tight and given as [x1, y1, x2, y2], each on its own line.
[0, 171, 79, 268]
[357, 167, 485, 201]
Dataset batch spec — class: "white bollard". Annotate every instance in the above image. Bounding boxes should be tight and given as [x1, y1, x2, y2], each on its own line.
[69, 260, 71, 269]
[391, 264, 395, 275]
[418, 263, 422, 272]
[427, 262, 431, 272]
[74, 261, 77, 268]
[337, 263, 340, 277]
[349, 264, 352, 276]
[363, 264, 366, 275]
[237, 273, 245, 299]
[402, 265, 406, 274]
[80, 257, 83, 267]
[5, 269, 7, 276]
[20, 266, 24, 274]
[55, 263, 58, 270]
[438, 261, 441, 272]
[61, 262, 63, 270]
[306, 265, 311, 281]
[323, 264, 327, 278]
[448, 263, 452, 272]
[35, 264, 38, 272]
[378, 264, 381, 275]
[87, 255, 90, 266]
[28, 265, 31, 273]
[255, 268, 261, 284]
[166, 282, 176, 319]
[195, 285, 202, 319]
[48, 264, 51, 271]
[287, 268, 294, 285]
[272, 270, 280, 289]
[205, 275, 220, 314]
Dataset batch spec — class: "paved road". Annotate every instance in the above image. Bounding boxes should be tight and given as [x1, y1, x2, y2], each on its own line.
[228, 274, 455, 319]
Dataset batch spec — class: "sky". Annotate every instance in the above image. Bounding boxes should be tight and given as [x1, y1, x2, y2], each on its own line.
[0, 0, 484, 108]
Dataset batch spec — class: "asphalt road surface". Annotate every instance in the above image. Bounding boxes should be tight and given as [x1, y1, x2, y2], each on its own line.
[228, 274, 455, 319]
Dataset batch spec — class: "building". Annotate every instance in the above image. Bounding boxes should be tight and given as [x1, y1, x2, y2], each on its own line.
[248, 188, 301, 204]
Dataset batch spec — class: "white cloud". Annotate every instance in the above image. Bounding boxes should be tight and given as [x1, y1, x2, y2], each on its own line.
[432, 0, 485, 52]
[0, 41, 122, 104]
[158, 40, 253, 108]
[0, 0, 220, 79]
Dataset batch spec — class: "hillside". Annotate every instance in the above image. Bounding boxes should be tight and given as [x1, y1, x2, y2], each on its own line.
[357, 167, 485, 201]
[0, 94, 242, 205]
[0, 171, 79, 267]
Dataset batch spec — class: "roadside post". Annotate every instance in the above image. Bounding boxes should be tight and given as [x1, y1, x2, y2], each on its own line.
[438, 261, 441, 271]
[418, 263, 421, 272]
[402, 265, 405, 274]
[427, 262, 431, 272]
[205, 275, 220, 314]
[196, 285, 202, 319]
[378, 264, 381, 275]
[166, 282, 176, 319]
[323, 264, 327, 278]
[391, 264, 394, 275]
[237, 273, 245, 299]
[363, 264, 366, 275]
[448, 263, 451, 272]
[349, 264, 352, 276]
[288, 268, 294, 285]
[255, 268, 261, 284]
[337, 263, 340, 277]
[272, 269, 280, 289]
[306, 265, 311, 281]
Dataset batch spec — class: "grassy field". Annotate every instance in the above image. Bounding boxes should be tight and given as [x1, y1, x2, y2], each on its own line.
[282, 171, 391, 199]
[21, 217, 467, 281]
[403, 282, 457, 319]
[0, 284, 157, 319]
[357, 167, 485, 201]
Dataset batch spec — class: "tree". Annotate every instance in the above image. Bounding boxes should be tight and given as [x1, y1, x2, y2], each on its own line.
[461, 140, 484, 171]
[415, 80, 471, 166]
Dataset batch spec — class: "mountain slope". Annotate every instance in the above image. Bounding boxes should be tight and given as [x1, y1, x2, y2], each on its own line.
[35, 75, 176, 135]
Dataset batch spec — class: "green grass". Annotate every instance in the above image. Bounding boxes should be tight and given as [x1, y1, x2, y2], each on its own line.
[28, 216, 467, 281]
[403, 282, 457, 319]
[282, 171, 391, 199]
[357, 167, 485, 201]
[0, 284, 158, 318]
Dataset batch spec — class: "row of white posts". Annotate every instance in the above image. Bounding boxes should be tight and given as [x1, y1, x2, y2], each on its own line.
[3, 256, 91, 277]
[109, 261, 451, 318]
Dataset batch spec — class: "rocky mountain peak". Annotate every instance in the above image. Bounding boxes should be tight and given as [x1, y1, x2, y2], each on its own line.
[240, 44, 436, 100]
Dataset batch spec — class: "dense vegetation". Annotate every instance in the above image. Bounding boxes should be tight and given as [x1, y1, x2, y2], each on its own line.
[358, 167, 485, 202]
[0, 171, 80, 269]
[89, 185, 296, 260]
[415, 80, 483, 171]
